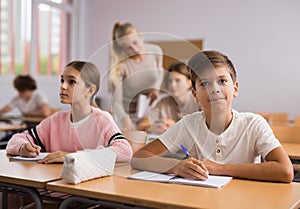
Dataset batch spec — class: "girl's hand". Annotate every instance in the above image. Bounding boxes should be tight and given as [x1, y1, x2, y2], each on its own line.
[38, 151, 68, 164]
[19, 143, 41, 158]
[171, 158, 209, 180]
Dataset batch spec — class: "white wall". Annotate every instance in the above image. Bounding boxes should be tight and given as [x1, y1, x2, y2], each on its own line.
[77, 0, 300, 119]
[1, 0, 299, 119]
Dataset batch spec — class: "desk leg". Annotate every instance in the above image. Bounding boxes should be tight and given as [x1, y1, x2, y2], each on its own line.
[2, 190, 8, 209]
[59, 195, 149, 209]
[0, 182, 44, 209]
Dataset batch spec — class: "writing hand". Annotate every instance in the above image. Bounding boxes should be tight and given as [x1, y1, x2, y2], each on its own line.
[171, 158, 209, 181]
[20, 143, 41, 158]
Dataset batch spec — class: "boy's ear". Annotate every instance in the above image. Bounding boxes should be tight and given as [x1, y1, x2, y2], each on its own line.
[233, 81, 239, 97]
[191, 87, 200, 103]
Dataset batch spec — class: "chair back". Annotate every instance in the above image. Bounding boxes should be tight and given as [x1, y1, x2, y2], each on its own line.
[257, 112, 288, 125]
[293, 117, 300, 126]
[271, 125, 300, 143]
[122, 130, 147, 153]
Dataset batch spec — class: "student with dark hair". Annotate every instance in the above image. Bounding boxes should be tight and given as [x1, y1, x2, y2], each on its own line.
[0, 75, 51, 117]
[137, 62, 198, 134]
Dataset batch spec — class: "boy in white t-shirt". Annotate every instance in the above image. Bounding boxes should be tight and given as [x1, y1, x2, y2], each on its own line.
[131, 50, 293, 183]
[0, 75, 51, 118]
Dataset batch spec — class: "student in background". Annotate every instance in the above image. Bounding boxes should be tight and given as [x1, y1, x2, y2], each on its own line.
[131, 50, 293, 183]
[137, 62, 198, 134]
[6, 61, 133, 163]
[110, 22, 164, 130]
[0, 75, 51, 118]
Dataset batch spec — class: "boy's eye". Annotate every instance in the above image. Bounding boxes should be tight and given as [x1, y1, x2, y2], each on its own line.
[60, 78, 64, 84]
[219, 79, 227, 84]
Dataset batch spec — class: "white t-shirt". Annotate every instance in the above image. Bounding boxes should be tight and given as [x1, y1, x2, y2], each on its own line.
[159, 109, 281, 164]
[9, 90, 49, 115]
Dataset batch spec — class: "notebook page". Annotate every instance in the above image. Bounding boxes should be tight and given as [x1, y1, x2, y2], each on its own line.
[128, 171, 174, 183]
[171, 175, 232, 189]
[9, 152, 49, 162]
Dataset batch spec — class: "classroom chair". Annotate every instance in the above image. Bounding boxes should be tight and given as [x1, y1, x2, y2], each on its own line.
[293, 116, 300, 126]
[122, 130, 147, 153]
[257, 112, 288, 125]
[271, 125, 300, 143]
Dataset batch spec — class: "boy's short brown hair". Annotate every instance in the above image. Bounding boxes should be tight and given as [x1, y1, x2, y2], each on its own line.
[187, 50, 237, 89]
[13, 75, 37, 92]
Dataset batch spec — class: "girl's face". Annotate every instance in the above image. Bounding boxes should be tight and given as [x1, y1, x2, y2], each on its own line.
[192, 66, 238, 115]
[118, 33, 145, 58]
[167, 71, 192, 99]
[59, 66, 91, 105]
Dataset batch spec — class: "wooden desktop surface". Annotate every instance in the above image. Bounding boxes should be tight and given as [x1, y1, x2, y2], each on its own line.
[0, 115, 44, 123]
[47, 163, 300, 209]
[0, 123, 27, 131]
[282, 142, 300, 160]
[0, 150, 62, 188]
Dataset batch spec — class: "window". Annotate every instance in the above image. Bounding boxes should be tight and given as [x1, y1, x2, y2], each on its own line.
[0, 0, 74, 75]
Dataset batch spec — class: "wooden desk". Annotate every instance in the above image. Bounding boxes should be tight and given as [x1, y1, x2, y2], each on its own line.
[282, 142, 300, 160]
[0, 123, 27, 131]
[0, 115, 44, 123]
[0, 150, 62, 188]
[47, 163, 300, 209]
[0, 150, 62, 209]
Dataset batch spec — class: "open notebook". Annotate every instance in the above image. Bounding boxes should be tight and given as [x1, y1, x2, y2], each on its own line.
[9, 152, 49, 162]
[128, 171, 232, 189]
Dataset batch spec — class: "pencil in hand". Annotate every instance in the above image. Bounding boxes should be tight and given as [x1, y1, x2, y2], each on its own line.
[22, 131, 40, 156]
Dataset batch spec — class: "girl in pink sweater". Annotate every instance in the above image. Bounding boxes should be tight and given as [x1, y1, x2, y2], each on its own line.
[6, 61, 133, 163]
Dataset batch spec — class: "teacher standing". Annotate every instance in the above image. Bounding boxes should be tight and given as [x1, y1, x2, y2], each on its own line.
[110, 22, 164, 130]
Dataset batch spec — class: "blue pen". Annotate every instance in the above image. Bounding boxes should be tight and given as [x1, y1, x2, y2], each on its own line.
[180, 144, 191, 158]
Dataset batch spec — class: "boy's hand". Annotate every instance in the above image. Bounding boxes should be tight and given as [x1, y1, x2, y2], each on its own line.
[172, 158, 209, 180]
[38, 151, 68, 164]
[203, 159, 223, 175]
[19, 143, 41, 157]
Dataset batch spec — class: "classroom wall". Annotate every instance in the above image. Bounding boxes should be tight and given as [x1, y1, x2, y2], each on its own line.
[1, 0, 299, 119]
[77, 0, 300, 119]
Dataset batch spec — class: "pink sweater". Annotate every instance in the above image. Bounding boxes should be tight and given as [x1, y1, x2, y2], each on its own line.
[6, 107, 132, 162]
